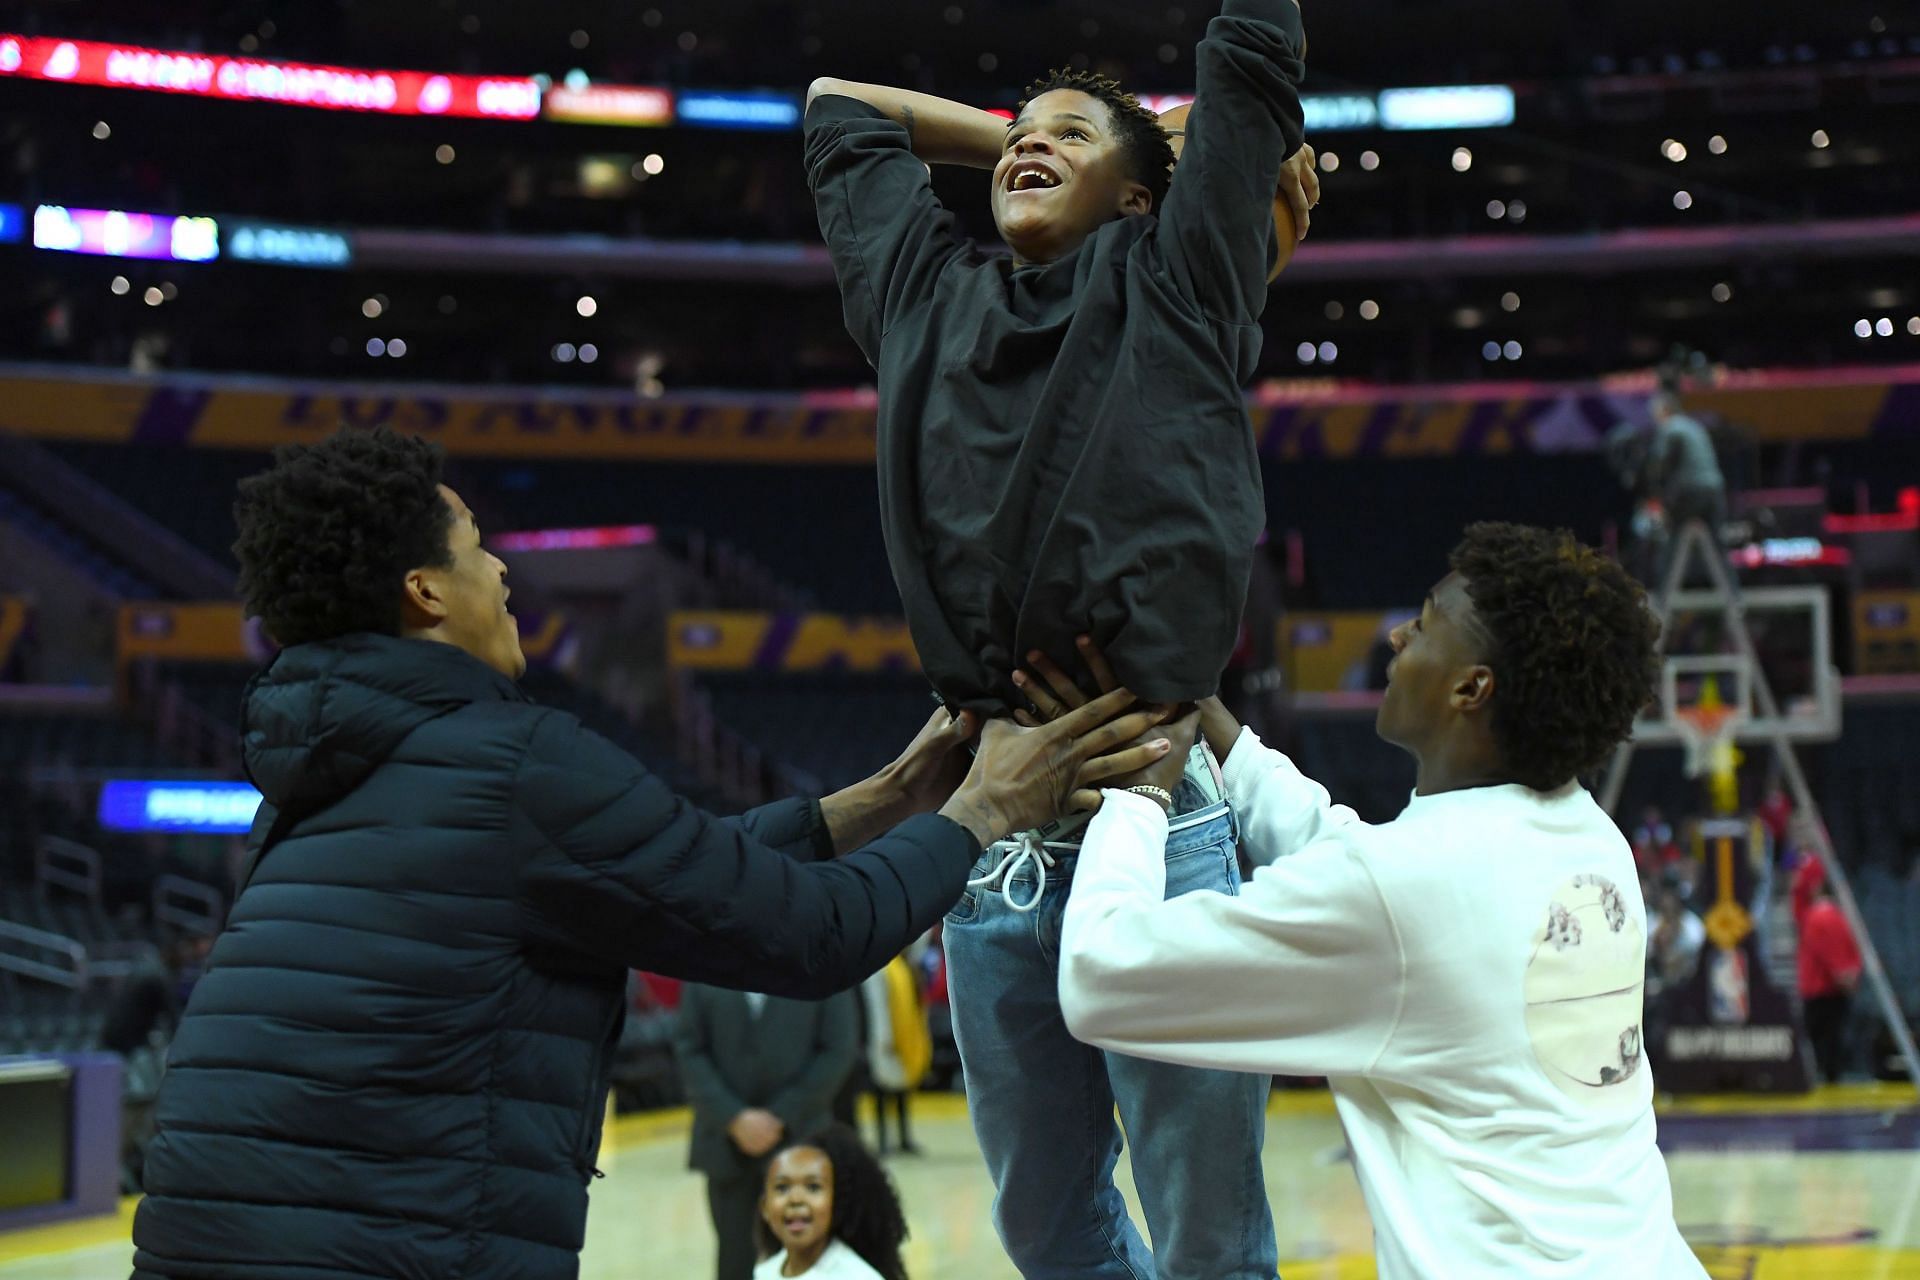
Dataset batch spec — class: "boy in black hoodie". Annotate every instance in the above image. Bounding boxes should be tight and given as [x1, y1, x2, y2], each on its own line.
[804, 3, 1314, 1274]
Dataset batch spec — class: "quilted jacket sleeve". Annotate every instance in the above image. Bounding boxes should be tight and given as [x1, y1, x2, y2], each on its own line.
[722, 797, 836, 863]
[512, 710, 976, 997]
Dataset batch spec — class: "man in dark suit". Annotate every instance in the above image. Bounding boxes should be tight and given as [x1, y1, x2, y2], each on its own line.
[675, 984, 859, 1280]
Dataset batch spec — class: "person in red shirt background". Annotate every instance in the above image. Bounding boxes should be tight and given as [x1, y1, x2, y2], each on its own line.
[1796, 863, 1863, 1083]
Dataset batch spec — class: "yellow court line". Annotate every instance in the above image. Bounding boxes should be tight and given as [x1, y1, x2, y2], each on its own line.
[600, 1080, 1920, 1155]
[0, 1197, 137, 1265]
[1273, 1247, 1920, 1280]
[603, 1104, 692, 1152]
[1657, 1080, 1918, 1116]
[1267, 1080, 1917, 1119]
[9, 1083, 1915, 1268]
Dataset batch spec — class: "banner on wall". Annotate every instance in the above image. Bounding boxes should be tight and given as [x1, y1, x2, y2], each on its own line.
[1854, 590, 1920, 675]
[666, 608, 1398, 689]
[669, 611, 921, 673]
[0, 595, 31, 676]
[1651, 818, 1812, 1093]
[3, 364, 1915, 465]
[115, 603, 573, 667]
[117, 603, 265, 665]
[1281, 611, 1396, 694]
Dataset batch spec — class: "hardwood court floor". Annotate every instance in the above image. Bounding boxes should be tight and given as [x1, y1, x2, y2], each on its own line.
[3, 1084, 1916, 1279]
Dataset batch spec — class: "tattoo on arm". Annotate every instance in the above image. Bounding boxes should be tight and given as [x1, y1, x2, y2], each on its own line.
[821, 781, 902, 856]
[900, 103, 917, 146]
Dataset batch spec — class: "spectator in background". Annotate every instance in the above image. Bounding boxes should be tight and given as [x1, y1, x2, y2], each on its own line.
[920, 926, 960, 1091]
[755, 1126, 910, 1280]
[1757, 782, 1794, 863]
[828, 1008, 869, 1133]
[99, 931, 210, 1192]
[1791, 849, 1828, 930]
[1796, 871, 1863, 1083]
[1647, 881, 1706, 994]
[608, 973, 683, 1113]
[1649, 391, 1727, 582]
[98, 931, 207, 1060]
[675, 985, 860, 1280]
[1631, 807, 1687, 886]
[861, 954, 932, 1156]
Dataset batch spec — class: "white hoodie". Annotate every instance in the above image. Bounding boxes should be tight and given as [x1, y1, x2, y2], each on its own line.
[1058, 728, 1706, 1279]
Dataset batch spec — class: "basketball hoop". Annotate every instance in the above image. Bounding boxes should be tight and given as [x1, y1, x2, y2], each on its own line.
[1674, 704, 1741, 779]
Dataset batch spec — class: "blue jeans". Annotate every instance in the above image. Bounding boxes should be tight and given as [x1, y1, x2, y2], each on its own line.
[944, 772, 1276, 1280]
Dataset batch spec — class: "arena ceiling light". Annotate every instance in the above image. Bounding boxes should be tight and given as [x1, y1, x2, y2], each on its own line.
[0, 32, 541, 119]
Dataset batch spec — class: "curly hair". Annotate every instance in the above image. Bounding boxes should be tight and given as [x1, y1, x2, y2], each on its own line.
[1019, 69, 1175, 213]
[232, 425, 453, 647]
[754, 1125, 910, 1280]
[1448, 522, 1661, 792]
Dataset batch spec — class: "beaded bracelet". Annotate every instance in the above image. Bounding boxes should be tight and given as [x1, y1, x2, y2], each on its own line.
[1125, 785, 1175, 812]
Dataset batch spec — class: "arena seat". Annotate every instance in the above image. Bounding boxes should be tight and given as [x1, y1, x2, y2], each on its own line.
[696, 671, 935, 796]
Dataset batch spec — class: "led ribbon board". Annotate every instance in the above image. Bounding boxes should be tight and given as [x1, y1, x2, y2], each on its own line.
[545, 83, 674, 126]
[1142, 87, 1508, 133]
[1377, 85, 1515, 131]
[98, 780, 264, 835]
[33, 205, 218, 261]
[674, 90, 802, 130]
[225, 221, 352, 268]
[0, 33, 541, 119]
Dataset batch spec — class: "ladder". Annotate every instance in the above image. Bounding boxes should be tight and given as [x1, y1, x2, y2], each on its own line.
[1598, 520, 1920, 1084]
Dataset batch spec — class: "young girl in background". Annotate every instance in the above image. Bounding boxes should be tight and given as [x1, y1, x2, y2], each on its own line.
[754, 1126, 909, 1280]
[862, 953, 931, 1155]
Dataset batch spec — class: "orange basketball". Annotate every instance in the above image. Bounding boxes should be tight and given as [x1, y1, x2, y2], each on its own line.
[1157, 102, 1299, 281]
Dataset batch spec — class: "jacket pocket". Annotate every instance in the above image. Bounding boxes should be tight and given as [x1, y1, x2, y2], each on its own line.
[574, 990, 625, 1179]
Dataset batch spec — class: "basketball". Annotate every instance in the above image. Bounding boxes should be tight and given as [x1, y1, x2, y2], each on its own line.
[1157, 101, 1299, 281]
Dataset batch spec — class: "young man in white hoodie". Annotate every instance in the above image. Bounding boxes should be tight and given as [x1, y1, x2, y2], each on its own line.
[1039, 522, 1707, 1278]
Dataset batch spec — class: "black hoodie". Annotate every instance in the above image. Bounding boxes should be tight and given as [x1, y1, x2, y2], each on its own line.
[131, 633, 971, 1280]
[804, 0, 1307, 713]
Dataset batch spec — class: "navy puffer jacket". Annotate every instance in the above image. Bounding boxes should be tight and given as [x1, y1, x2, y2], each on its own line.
[130, 634, 973, 1280]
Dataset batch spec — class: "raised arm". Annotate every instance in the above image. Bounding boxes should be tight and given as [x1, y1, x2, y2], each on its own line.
[1219, 724, 1362, 867]
[514, 709, 976, 998]
[804, 88, 970, 362]
[806, 78, 1005, 168]
[1157, 0, 1309, 323]
[515, 696, 1173, 995]
[1059, 791, 1404, 1078]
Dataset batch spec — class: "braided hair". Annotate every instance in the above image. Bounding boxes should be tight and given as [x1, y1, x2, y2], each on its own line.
[1019, 68, 1175, 211]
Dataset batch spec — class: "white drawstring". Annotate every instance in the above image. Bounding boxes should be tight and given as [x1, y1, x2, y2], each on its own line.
[966, 829, 1057, 913]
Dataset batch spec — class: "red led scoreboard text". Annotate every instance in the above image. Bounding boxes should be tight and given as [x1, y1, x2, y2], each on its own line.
[0, 34, 541, 120]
